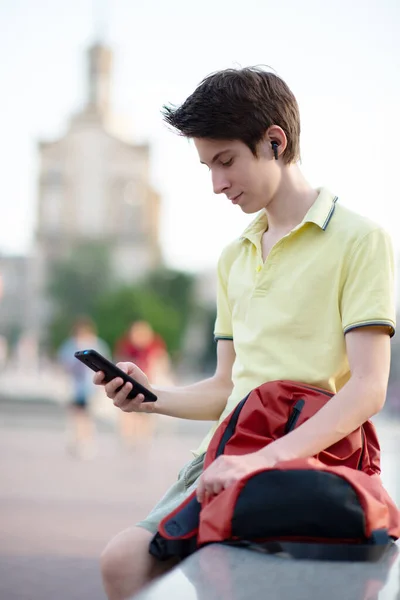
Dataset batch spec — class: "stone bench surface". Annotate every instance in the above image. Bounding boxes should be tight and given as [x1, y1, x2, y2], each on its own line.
[133, 542, 400, 600]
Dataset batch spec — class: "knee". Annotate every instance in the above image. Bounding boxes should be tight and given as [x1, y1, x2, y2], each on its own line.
[100, 542, 125, 586]
[100, 528, 153, 597]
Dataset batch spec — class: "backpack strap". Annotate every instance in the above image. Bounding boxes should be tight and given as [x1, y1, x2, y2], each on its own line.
[149, 494, 201, 561]
[149, 531, 198, 561]
[224, 529, 393, 562]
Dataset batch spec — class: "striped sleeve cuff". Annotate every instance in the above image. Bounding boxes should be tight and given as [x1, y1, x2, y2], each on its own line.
[343, 320, 395, 338]
[214, 335, 234, 342]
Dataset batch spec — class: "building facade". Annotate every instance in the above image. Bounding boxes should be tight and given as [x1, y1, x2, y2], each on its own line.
[31, 41, 162, 338]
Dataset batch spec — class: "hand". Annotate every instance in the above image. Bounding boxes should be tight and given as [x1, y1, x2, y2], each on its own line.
[93, 362, 157, 413]
[196, 451, 277, 503]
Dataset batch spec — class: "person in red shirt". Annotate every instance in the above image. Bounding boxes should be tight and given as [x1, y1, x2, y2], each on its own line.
[115, 321, 167, 375]
[114, 321, 171, 447]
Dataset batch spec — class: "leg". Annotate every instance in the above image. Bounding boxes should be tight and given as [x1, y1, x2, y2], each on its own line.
[118, 412, 153, 448]
[66, 402, 96, 458]
[101, 526, 178, 600]
[73, 407, 94, 443]
[101, 452, 206, 599]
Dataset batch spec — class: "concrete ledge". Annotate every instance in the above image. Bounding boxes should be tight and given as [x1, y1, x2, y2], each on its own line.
[133, 542, 400, 600]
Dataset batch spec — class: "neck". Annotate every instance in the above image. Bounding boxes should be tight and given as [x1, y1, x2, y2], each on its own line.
[264, 164, 318, 232]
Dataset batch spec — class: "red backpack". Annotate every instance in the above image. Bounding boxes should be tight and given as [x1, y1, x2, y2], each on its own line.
[150, 381, 400, 562]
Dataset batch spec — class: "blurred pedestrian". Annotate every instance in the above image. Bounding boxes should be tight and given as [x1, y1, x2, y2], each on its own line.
[58, 316, 110, 459]
[16, 332, 39, 373]
[114, 321, 172, 447]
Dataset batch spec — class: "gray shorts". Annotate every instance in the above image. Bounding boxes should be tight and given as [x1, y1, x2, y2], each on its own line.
[136, 453, 206, 535]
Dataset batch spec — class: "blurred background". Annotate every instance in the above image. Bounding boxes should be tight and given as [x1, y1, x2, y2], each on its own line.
[0, 0, 400, 598]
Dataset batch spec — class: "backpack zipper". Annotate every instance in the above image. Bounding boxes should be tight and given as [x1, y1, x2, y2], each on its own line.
[215, 393, 250, 457]
[357, 426, 365, 471]
[299, 384, 333, 398]
[285, 399, 305, 433]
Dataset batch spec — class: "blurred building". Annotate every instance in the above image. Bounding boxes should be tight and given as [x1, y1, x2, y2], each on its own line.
[0, 255, 32, 342]
[30, 41, 162, 338]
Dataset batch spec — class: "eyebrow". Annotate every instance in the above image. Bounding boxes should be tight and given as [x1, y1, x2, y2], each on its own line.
[200, 150, 231, 166]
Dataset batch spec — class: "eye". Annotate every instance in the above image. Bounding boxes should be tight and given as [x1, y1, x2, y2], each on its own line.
[221, 158, 233, 167]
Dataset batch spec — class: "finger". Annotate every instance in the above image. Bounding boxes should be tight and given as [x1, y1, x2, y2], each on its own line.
[222, 477, 236, 491]
[197, 474, 217, 503]
[211, 481, 224, 496]
[201, 479, 223, 500]
[196, 477, 205, 503]
[119, 394, 150, 413]
[116, 362, 143, 378]
[93, 371, 105, 385]
[104, 378, 125, 398]
[196, 463, 216, 503]
[113, 382, 133, 407]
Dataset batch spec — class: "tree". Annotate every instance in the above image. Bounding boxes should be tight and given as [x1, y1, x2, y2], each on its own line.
[47, 241, 114, 351]
[144, 268, 195, 335]
[93, 285, 182, 356]
[47, 246, 199, 359]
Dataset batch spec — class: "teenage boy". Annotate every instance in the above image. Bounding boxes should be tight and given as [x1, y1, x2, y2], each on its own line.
[95, 67, 395, 600]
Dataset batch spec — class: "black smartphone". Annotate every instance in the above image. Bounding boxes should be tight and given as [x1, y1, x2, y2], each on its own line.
[74, 349, 158, 402]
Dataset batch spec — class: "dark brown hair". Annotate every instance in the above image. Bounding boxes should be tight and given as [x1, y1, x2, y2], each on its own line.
[72, 315, 96, 336]
[162, 67, 301, 164]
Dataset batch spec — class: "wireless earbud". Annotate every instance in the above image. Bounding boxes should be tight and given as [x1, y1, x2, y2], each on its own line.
[271, 141, 279, 160]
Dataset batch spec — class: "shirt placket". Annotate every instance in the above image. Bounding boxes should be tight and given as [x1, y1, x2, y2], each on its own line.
[253, 240, 285, 295]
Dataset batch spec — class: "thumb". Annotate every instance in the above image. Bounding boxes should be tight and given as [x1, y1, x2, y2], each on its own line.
[116, 362, 131, 373]
[117, 361, 147, 381]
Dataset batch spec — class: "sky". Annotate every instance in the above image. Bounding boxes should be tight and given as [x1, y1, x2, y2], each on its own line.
[1, 0, 399, 272]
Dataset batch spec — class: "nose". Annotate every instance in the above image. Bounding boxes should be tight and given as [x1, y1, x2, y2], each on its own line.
[212, 170, 231, 195]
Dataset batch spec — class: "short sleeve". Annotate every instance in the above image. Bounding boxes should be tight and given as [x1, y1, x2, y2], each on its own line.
[214, 249, 233, 341]
[340, 228, 396, 337]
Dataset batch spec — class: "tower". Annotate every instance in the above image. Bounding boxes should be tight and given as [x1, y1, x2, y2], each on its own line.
[30, 37, 162, 341]
[86, 43, 113, 119]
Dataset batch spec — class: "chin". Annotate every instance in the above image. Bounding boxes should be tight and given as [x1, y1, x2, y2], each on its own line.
[240, 204, 260, 215]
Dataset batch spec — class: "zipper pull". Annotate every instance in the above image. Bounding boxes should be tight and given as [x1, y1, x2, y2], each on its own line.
[285, 399, 305, 434]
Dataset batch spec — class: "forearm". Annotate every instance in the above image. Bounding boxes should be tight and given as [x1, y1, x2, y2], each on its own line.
[261, 376, 386, 462]
[153, 376, 232, 421]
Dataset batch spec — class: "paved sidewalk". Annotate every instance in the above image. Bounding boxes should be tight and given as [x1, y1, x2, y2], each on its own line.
[0, 400, 399, 600]
[0, 399, 210, 599]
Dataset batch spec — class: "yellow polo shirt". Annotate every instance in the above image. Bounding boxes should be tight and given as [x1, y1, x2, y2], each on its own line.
[194, 187, 395, 456]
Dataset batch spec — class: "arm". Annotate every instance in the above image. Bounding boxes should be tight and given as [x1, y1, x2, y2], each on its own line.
[154, 340, 235, 420]
[197, 326, 391, 501]
[95, 339, 235, 422]
[260, 325, 390, 462]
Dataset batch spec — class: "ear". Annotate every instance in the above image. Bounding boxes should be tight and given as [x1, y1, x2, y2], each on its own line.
[264, 125, 287, 160]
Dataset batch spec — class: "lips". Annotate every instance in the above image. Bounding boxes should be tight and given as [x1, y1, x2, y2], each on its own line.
[229, 193, 243, 204]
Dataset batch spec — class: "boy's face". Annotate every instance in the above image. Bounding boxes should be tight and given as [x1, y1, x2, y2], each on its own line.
[194, 137, 281, 214]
